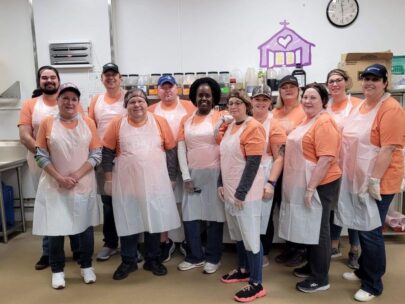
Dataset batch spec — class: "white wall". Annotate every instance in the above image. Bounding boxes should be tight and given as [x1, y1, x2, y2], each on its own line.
[33, 0, 112, 109]
[115, 0, 405, 81]
[0, 0, 36, 140]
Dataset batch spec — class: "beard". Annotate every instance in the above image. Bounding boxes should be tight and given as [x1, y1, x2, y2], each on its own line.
[41, 87, 58, 95]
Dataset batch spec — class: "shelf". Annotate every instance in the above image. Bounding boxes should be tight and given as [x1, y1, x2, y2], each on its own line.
[51, 64, 93, 69]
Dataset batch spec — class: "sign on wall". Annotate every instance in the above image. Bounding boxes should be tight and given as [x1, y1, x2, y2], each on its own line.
[258, 20, 315, 68]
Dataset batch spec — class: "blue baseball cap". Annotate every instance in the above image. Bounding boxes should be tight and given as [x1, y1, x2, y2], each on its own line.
[158, 75, 177, 86]
[362, 64, 388, 79]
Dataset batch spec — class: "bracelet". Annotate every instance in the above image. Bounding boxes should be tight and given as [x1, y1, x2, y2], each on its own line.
[267, 180, 277, 187]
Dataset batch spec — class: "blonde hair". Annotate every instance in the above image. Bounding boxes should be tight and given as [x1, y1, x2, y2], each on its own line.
[274, 87, 302, 109]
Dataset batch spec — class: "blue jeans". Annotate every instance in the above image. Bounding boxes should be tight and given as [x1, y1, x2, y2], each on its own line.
[355, 194, 395, 296]
[48, 227, 94, 273]
[183, 220, 223, 264]
[101, 195, 119, 249]
[42, 234, 80, 256]
[120, 232, 160, 265]
[330, 211, 360, 247]
[236, 241, 263, 285]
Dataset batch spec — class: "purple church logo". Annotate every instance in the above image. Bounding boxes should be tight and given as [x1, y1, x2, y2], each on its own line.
[258, 20, 316, 68]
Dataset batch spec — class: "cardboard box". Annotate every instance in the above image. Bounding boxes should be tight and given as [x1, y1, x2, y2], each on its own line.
[338, 51, 393, 91]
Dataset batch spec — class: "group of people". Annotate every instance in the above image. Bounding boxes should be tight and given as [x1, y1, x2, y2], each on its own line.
[17, 62, 404, 303]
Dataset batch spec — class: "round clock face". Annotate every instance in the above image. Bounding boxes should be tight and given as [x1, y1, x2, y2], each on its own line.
[327, 0, 359, 28]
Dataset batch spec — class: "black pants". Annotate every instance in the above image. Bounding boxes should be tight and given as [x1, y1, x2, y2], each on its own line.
[120, 232, 161, 265]
[101, 195, 119, 248]
[306, 178, 341, 284]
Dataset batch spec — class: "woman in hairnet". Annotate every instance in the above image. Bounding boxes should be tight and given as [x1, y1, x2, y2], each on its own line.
[33, 83, 102, 289]
[336, 64, 405, 302]
[102, 88, 181, 280]
[218, 89, 267, 302]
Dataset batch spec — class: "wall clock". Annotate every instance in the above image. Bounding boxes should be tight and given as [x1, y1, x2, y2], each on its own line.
[327, 0, 359, 28]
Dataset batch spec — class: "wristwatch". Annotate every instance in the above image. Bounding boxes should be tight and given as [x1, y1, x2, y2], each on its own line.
[268, 180, 277, 187]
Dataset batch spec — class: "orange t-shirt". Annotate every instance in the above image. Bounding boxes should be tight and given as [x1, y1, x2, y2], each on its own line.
[265, 118, 287, 157]
[36, 115, 101, 150]
[330, 95, 362, 113]
[227, 118, 266, 157]
[19, 96, 84, 127]
[103, 113, 176, 156]
[177, 110, 222, 142]
[359, 96, 405, 193]
[88, 92, 124, 123]
[148, 99, 196, 114]
[272, 104, 306, 134]
[302, 112, 342, 185]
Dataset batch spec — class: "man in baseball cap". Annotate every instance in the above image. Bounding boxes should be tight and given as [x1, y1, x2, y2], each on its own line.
[102, 63, 120, 74]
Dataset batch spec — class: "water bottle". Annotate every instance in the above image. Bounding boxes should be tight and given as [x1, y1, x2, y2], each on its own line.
[266, 68, 278, 91]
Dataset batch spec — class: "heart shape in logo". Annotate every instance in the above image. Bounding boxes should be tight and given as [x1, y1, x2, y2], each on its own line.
[277, 35, 292, 48]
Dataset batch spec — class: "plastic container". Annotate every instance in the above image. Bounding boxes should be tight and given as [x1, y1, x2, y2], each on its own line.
[128, 74, 139, 90]
[137, 75, 149, 95]
[245, 67, 258, 96]
[208, 71, 219, 82]
[230, 69, 244, 90]
[121, 74, 129, 90]
[196, 72, 207, 79]
[266, 68, 278, 91]
[183, 72, 196, 96]
[148, 73, 161, 96]
[219, 71, 230, 95]
[0, 182, 15, 229]
[174, 73, 184, 95]
[292, 64, 306, 88]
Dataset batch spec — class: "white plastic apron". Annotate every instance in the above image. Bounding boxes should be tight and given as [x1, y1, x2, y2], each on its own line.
[112, 113, 181, 236]
[182, 110, 225, 222]
[33, 115, 100, 235]
[220, 118, 264, 253]
[326, 95, 354, 128]
[334, 98, 385, 231]
[154, 99, 187, 202]
[93, 92, 126, 195]
[279, 115, 323, 245]
[259, 113, 274, 234]
[28, 96, 59, 190]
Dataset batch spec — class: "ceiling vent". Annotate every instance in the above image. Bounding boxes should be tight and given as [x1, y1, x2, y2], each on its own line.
[49, 41, 92, 67]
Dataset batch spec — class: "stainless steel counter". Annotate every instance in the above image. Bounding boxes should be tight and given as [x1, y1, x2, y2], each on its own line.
[0, 140, 27, 243]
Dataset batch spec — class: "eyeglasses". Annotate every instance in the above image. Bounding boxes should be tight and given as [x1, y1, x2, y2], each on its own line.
[227, 100, 244, 106]
[327, 77, 344, 85]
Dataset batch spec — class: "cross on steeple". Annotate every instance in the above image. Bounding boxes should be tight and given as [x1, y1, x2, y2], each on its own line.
[280, 20, 290, 27]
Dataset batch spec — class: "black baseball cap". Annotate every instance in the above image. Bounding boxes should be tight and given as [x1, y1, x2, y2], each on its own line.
[102, 63, 120, 74]
[279, 75, 299, 88]
[362, 64, 388, 79]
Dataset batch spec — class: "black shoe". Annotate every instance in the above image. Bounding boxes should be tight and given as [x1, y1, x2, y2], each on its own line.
[143, 260, 168, 276]
[221, 268, 250, 284]
[160, 239, 175, 263]
[296, 279, 330, 293]
[275, 248, 296, 264]
[293, 263, 311, 278]
[113, 262, 138, 280]
[72, 252, 80, 261]
[234, 283, 267, 302]
[35, 255, 49, 270]
[285, 249, 307, 267]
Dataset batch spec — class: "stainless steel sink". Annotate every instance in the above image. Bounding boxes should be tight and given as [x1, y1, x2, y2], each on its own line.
[0, 140, 27, 169]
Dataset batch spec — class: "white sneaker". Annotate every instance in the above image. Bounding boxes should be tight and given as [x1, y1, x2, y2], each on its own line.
[96, 247, 118, 261]
[177, 260, 205, 271]
[203, 262, 221, 274]
[52, 272, 65, 289]
[354, 289, 376, 302]
[343, 271, 361, 281]
[262, 256, 270, 268]
[81, 267, 96, 284]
